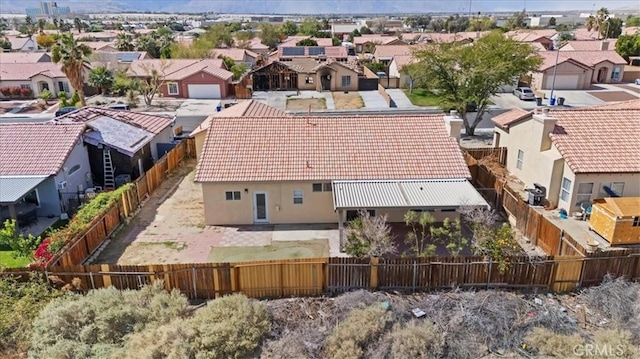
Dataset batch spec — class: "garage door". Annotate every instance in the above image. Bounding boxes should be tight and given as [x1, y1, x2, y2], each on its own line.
[187, 84, 221, 99]
[544, 75, 580, 90]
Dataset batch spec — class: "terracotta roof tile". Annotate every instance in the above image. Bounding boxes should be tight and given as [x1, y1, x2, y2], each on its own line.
[492, 108, 533, 129]
[55, 107, 173, 134]
[0, 52, 50, 63]
[0, 122, 85, 176]
[583, 99, 640, 110]
[562, 40, 617, 51]
[374, 45, 412, 58]
[128, 59, 232, 81]
[0, 63, 66, 81]
[195, 115, 471, 182]
[190, 100, 289, 136]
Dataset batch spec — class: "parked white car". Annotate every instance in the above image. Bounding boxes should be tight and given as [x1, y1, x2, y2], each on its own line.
[513, 87, 536, 101]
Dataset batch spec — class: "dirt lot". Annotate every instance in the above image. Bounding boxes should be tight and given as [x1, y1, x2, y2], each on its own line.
[332, 92, 364, 109]
[286, 98, 327, 111]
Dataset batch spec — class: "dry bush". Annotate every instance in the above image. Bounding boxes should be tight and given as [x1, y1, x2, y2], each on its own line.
[333, 290, 388, 319]
[592, 329, 639, 358]
[189, 294, 271, 359]
[113, 319, 195, 359]
[325, 305, 392, 359]
[524, 327, 584, 358]
[390, 321, 445, 359]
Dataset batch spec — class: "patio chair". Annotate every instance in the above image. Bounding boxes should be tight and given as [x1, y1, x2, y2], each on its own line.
[581, 203, 592, 221]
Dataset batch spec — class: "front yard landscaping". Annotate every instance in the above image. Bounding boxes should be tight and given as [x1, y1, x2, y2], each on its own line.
[0, 250, 31, 268]
[403, 88, 440, 106]
[332, 92, 364, 109]
[286, 97, 327, 111]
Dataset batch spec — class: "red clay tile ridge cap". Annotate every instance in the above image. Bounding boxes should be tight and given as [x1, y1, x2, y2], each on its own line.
[491, 108, 533, 129]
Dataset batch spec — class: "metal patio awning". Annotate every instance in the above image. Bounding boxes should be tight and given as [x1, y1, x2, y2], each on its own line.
[0, 176, 48, 204]
[332, 179, 489, 210]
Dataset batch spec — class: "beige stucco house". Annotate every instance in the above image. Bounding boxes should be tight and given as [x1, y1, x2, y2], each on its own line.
[0, 63, 81, 97]
[492, 101, 640, 212]
[195, 113, 488, 245]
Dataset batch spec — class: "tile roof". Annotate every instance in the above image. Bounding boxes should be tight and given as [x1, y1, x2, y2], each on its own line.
[0, 52, 50, 64]
[7, 36, 34, 50]
[536, 51, 596, 71]
[0, 62, 67, 81]
[279, 36, 334, 47]
[573, 29, 601, 41]
[624, 27, 639, 35]
[506, 29, 557, 42]
[583, 99, 640, 110]
[549, 109, 640, 174]
[373, 45, 412, 58]
[0, 122, 85, 176]
[79, 41, 116, 51]
[211, 48, 258, 62]
[54, 107, 173, 134]
[127, 59, 232, 81]
[195, 115, 471, 182]
[491, 108, 533, 129]
[353, 35, 406, 45]
[190, 99, 289, 136]
[561, 40, 617, 51]
[391, 54, 416, 69]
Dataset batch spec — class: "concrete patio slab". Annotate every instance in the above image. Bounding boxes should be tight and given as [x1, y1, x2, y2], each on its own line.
[359, 90, 389, 109]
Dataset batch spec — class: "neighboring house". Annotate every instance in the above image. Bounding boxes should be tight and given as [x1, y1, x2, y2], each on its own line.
[506, 30, 557, 49]
[54, 107, 175, 162]
[194, 113, 487, 233]
[240, 37, 270, 55]
[210, 48, 260, 68]
[331, 22, 360, 37]
[127, 59, 233, 99]
[190, 99, 289, 162]
[389, 54, 416, 88]
[560, 40, 617, 52]
[80, 42, 118, 52]
[373, 44, 412, 67]
[0, 122, 92, 222]
[90, 51, 150, 71]
[353, 35, 407, 53]
[279, 36, 334, 47]
[6, 36, 38, 52]
[404, 31, 486, 45]
[0, 52, 51, 63]
[531, 50, 627, 90]
[0, 62, 79, 97]
[277, 46, 350, 61]
[492, 104, 640, 213]
[251, 58, 360, 92]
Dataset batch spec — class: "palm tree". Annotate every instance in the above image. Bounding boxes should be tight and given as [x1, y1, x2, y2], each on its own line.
[37, 19, 46, 34]
[53, 18, 59, 33]
[74, 18, 83, 34]
[586, 8, 609, 39]
[88, 66, 114, 94]
[52, 34, 92, 106]
[115, 33, 134, 51]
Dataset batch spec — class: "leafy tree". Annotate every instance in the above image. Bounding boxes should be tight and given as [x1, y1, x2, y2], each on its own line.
[0, 219, 40, 260]
[235, 30, 255, 42]
[431, 218, 467, 256]
[115, 33, 134, 51]
[37, 18, 46, 34]
[230, 64, 248, 80]
[404, 15, 431, 30]
[35, 33, 55, 49]
[52, 34, 92, 106]
[344, 211, 396, 258]
[169, 42, 209, 59]
[73, 17, 83, 33]
[548, 17, 557, 27]
[429, 18, 446, 32]
[299, 18, 321, 36]
[360, 26, 373, 35]
[198, 23, 234, 48]
[626, 15, 640, 27]
[58, 20, 72, 33]
[131, 61, 168, 106]
[0, 37, 10, 50]
[411, 31, 542, 135]
[615, 34, 640, 61]
[88, 66, 114, 94]
[347, 28, 360, 42]
[445, 15, 470, 33]
[504, 10, 526, 30]
[468, 16, 497, 32]
[135, 31, 174, 59]
[218, 55, 235, 70]
[281, 20, 298, 36]
[296, 38, 318, 46]
[259, 23, 280, 49]
[602, 18, 623, 39]
[332, 36, 341, 46]
[404, 211, 436, 257]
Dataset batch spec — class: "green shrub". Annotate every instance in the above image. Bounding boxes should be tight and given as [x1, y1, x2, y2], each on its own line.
[326, 305, 392, 359]
[189, 294, 271, 359]
[390, 321, 445, 359]
[524, 327, 584, 358]
[28, 282, 188, 358]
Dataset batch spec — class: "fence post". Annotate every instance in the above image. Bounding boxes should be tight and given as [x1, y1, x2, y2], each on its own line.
[370, 257, 379, 290]
[486, 260, 492, 290]
[192, 267, 197, 299]
[578, 258, 586, 288]
[412, 260, 417, 292]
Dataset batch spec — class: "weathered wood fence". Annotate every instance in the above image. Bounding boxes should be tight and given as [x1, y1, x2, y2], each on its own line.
[46, 138, 196, 267]
[3, 254, 640, 299]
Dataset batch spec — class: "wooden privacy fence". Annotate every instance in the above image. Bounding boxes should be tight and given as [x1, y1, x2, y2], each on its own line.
[4, 254, 640, 299]
[464, 147, 507, 166]
[47, 139, 195, 267]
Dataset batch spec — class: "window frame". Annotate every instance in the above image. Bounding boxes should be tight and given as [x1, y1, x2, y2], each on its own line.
[293, 190, 303, 204]
[225, 191, 241, 201]
[341, 75, 351, 87]
[20, 84, 32, 90]
[576, 182, 593, 204]
[560, 177, 572, 202]
[167, 82, 179, 95]
[516, 150, 524, 170]
[633, 217, 640, 227]
[599, 182, 625, 197]
[312, 183, 332, 192]
[67, 164, 81, 176]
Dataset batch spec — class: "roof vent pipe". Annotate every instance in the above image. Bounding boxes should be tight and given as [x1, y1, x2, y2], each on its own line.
[449, 110, 458, 118]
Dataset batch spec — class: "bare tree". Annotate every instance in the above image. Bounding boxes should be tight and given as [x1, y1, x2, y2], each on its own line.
[344, 211, 396, 257]
[133, 61, 169, 106]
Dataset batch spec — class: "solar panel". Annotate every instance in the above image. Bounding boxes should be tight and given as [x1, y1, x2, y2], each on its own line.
[281, 47, 305, 56]
[308, 47, 326, 56]
[116, 52, 141, 63]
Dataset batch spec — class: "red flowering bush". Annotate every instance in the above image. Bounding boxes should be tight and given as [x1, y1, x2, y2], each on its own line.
[20, 87, 33, 98]
[31, 237, 54, 268]
[0, 87, 11, 96]
[10, 87, 22, 97]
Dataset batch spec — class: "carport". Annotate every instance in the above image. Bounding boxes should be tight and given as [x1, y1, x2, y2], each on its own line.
[332, 179, 489, 246]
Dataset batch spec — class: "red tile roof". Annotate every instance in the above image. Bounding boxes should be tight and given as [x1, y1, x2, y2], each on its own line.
[561, 40, 617, 51]
[549, 109, 640, 174]
[55, 107, 173, 134]
[190, 100, 289, 136]
[0, 52, 50, 64]
[491, 108, 533, 129]
[584, 99, 640, 110]
[506, 29, 557, 42]
[0, 62, 66, 81]
[127, 59, 232, 81]
[195, 115, 471, 182]
[374, 45, 412, 58]
[0, 122, 86, 176]
[210, 48, 259, 62]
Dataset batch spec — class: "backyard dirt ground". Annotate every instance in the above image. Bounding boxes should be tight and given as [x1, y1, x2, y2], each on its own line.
[332, 92, 364, 109]
[286, 98, 327, 111]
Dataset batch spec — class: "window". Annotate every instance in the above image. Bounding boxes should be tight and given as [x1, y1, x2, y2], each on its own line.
[341, 75, 351, 87]
[58, 81, 69, 93]
[305, 76, 314, 84]
[225, 191, 241, 200]
[67, 164, 81, 176]
[20, 84, 32, 90]
[516, 150, 524, 170]
[633, 217, 640, 227]
[293, 190, 303, 204]
[576, 183, 593, 204]
[611, 67, 621, 81]
[23, 189, 40, 207]
[167, 82, 179, 95]
[599, 182, 625, 197]
[561, 177, 571, 202]
[312, 183, 332, 192]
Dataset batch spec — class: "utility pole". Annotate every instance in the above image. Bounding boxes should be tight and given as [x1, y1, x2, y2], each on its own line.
[549, 35, 560, 103]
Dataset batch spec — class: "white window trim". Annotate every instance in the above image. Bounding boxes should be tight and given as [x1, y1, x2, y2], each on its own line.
[293, 190, 303, 204]
[560, 177, 571, 202]
[67, 164, 81, 176]
[516, 150, 524, 170]
[167, 82, 179, 95]
[576, 182, 593, 204]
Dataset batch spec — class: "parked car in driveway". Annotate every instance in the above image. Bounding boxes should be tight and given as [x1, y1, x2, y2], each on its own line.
[54, 106, 78, 117]
[513, 87, 536, 101]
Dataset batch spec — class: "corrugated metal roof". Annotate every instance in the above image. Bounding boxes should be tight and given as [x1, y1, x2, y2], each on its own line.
[332, 179, 488, 209]
[0, 176, 48, 203]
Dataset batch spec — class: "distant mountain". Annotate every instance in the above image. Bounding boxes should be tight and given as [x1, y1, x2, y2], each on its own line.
[2, 0, 638, 14]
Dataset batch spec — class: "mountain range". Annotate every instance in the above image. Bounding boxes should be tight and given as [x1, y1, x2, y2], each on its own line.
[2, 0, 638, 14]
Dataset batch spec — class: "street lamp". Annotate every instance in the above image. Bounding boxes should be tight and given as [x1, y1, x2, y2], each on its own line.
[549, 34, 561, 104]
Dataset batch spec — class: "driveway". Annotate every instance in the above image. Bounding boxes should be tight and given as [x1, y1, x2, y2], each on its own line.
[386, 88, 420, 109]
[359, 90, 389, 109]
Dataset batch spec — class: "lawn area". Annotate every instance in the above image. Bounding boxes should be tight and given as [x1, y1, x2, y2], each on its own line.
[0, 251, 31, 268]
[207, 239, 329, 263]
[403, 88, 440, 106]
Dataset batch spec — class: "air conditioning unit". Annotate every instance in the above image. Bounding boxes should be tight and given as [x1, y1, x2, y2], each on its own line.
[57, 181, 68, 190]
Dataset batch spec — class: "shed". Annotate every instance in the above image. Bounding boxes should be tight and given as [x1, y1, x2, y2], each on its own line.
[589, 197, 640, 245]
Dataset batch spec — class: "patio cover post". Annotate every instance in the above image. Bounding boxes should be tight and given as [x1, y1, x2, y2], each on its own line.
[8, 204, 18, 229]
[338, 209, 345, 251]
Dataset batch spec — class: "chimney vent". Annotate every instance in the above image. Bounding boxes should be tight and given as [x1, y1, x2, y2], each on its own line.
[449, 110, 458, 117]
